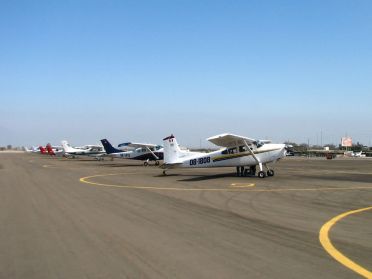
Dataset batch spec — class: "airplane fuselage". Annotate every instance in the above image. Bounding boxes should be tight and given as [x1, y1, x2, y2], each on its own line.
[170, 144, 286, 169]
[108, 149, 164, 161]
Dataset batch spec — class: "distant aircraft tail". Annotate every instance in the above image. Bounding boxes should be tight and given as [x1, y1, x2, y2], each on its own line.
[61, 140, 75, 153]
[39, 146, 47, 154]
[46, 144, 56, 156]
[163, 135, 182, 164]
[100, 139, 122, 154]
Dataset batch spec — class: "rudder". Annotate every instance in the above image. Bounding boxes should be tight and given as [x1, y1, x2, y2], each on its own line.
[100, 139, 122, 154]
[163, 134, 182, 164]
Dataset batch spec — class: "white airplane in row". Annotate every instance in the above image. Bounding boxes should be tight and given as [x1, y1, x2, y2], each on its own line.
[161, 133, 287, 178]
[344, 151, 366, 157]
[100, 139, 164, 166]
[25, 146, 41, 153]
[61, 140, 106, 160]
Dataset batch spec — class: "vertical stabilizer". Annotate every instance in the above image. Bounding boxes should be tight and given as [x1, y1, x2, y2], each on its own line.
[39, 146, 47, 154]
[163, 135, 182, 164]
[46, 144, 55, 156]
[100, 139, 122, 154]
[61, 140, 75, 153]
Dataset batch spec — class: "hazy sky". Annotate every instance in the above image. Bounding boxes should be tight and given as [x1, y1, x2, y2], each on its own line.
[1, 0, 371, 148]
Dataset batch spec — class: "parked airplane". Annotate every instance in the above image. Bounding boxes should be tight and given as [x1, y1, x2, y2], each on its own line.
[162, 133, 287, 178]
[344, 151, 366, 157]
[38, 146, 48, 154]
[26, 144, 62, 156]
[61, 140, 106, 160]
[25, 146, 41, 153]
[45, 143, 64, 156]
[100, 139, 164, 166]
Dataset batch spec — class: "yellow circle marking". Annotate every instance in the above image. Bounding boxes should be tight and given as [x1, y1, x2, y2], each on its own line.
[230, 183, 255, 188]
[80, 173, 372, 193]
[80, 173, 241, 191]
[319, 207, 372, 278]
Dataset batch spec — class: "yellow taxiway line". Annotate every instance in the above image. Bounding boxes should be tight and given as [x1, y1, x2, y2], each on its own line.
[230, 183, 256, 188]
[80, 172, 372, 277]
[80, 172, 372, 193]
[319, 207, 372, 278]
[80, 173, 249, 192]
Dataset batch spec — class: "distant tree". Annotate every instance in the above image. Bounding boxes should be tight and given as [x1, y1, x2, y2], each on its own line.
[7, 144, 12, 150]
[284, 141, 298, 147]
[293, 143, 309, 153]
[311, 145, 322, 149]
[351, 142, 364, 151]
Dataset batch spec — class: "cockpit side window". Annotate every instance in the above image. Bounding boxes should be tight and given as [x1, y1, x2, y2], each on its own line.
[239, 145, 248, 152]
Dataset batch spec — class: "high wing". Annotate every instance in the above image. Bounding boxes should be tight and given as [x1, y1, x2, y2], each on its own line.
[207, 133, 257, 148]
[126, 143, 159, 149]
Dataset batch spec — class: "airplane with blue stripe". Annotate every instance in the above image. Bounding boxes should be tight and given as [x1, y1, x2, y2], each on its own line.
[100, 139, 164, 166]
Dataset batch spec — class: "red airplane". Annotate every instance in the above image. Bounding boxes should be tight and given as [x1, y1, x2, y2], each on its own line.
[46, 144, 56, 156]
[39, 146, 47, 154]
[38, 144, 58, 156]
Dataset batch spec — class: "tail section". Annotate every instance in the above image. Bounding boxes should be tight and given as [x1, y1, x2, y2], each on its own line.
[100, 139, 122, 154]
[163, 135, 182, 164]
[46, 144, 55, 156]
[39, 146, 47, 154]
[61, 140, 75, 153]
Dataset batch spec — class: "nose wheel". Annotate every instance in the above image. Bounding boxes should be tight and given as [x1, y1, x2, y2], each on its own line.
[258, 164, 275, 178]
[236, 164, 275, 178]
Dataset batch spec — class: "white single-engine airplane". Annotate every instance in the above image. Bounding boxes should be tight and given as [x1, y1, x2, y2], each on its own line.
[162, 133, 287, 178]
[61, 140, 106, 160]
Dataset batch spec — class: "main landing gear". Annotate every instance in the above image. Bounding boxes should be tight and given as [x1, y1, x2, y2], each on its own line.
[143, 160, 160, 166]
[237, 164, 275, 178]
[236, 166, 256, 177]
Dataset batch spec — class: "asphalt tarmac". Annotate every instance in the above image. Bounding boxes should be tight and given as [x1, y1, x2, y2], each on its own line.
[0, 153, 371, 278]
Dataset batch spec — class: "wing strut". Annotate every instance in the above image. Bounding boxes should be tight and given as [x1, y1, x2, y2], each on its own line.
[145, 146, 159, 160]
[243, 140, 263, 172]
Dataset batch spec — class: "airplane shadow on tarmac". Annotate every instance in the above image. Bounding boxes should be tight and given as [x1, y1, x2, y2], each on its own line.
[98, 163, 146, 168]
[154, 172, 252, 182]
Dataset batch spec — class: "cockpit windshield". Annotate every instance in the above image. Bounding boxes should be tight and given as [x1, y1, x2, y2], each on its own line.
[256, 141, 264, 148]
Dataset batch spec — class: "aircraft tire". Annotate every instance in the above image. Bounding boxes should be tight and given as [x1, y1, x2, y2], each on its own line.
[144, 162, 149, 166]
[267, 170, 274, 176]
[258, 171, 265, 178]
[155, 161, 160, 166]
